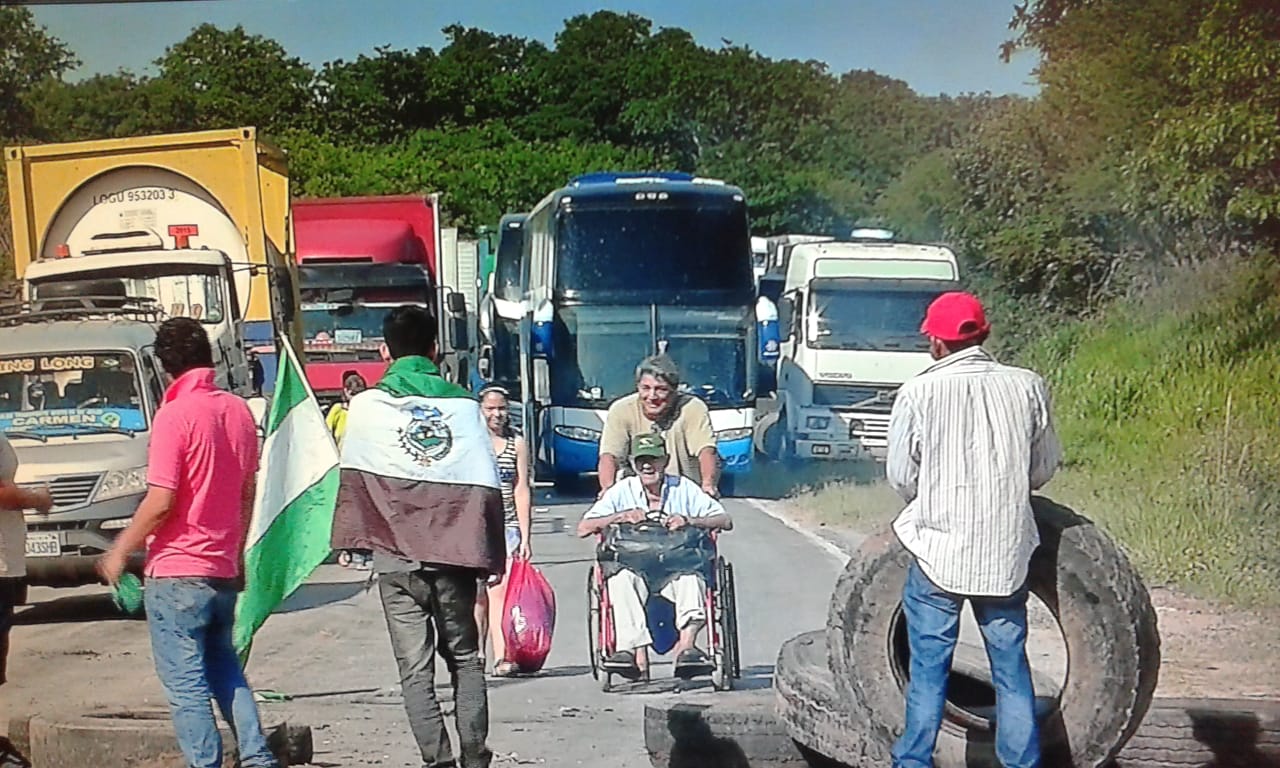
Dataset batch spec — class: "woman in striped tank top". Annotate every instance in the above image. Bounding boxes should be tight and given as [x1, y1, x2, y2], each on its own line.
[475, 384, 532, 677]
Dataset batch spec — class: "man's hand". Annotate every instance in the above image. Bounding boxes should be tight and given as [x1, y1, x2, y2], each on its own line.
[617, 508, 646, 524]
[701, 482, 720, 500]
[97, 548, 129, 586]
[29, 487, 53, 513]
[518, 539, 533, 560]
[665, 514, 689, 531]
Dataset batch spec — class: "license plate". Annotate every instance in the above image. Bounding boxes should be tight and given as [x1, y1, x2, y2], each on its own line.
[24, 532, 62, 558]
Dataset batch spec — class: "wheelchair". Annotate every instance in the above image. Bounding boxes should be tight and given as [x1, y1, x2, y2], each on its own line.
[586, 517, 741, 692]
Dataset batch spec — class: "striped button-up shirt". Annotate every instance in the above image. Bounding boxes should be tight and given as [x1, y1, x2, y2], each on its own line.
[886, 345, 1062, 597]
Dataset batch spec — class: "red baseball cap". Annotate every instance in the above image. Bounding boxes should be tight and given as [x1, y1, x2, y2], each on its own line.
[920, 291, 990, 342]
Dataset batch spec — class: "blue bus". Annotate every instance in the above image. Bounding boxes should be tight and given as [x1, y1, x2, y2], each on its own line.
[515, 172, 777, 493]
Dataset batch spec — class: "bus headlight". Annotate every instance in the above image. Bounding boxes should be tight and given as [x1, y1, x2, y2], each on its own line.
[96, 467, 148, 502]
[715, 427, 752, 441]
[553, 425, 601, 442]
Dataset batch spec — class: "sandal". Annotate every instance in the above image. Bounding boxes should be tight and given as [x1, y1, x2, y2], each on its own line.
[673, 648, 712, 678]
[492, 660, 519, 677]
[603, 650, 650, 681]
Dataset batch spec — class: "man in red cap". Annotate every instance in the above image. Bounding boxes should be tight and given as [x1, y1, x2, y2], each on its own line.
[885, 291, 1061, 768]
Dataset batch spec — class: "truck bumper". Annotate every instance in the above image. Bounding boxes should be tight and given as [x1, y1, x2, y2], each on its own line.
[792, 407, 883, 461]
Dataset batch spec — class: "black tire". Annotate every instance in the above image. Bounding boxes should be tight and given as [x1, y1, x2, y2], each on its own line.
[826, 495, 1161, 768]
[552, 472, 578, 495]
[644, 695, 841, 768]
[1114, 698, 1280, 767]
[760, 409, 789, 462]
[775, 630, 868, 766]
[778, 630, 1280, 768]
[718, 473, 737, 498]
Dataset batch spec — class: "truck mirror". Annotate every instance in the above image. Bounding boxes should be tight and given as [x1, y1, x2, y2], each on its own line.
[275, 267, 296, 319]
[477, 346, 493, 381]
[756, 367, 778, 397]
[446, 291, 467, 315]
[777, 296, 794, 339]
[450, 316, 470, 352]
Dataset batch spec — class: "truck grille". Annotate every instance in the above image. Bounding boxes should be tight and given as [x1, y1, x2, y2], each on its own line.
[812, 384, 897, 413]
[22, 474, 101, 510]
[851, 415, 891, 443]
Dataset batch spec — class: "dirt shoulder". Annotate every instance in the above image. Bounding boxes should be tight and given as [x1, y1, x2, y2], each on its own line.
[777, 481, 1280, 701]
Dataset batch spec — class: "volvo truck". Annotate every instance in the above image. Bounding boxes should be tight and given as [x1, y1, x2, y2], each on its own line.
[758, 234, 961, 461]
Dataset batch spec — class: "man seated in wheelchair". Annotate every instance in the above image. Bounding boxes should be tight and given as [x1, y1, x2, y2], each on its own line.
[577, 433, 733, 679]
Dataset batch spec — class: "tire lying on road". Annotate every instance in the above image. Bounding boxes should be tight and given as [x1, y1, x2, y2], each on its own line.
[826, 495, 1161, 768]
[778, 630, 1280, 768]
[775, 630, 865, 766]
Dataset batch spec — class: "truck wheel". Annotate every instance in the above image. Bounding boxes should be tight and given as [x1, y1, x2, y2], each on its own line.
[759, 410, 790, 462]
[826, 495, 1161, 768]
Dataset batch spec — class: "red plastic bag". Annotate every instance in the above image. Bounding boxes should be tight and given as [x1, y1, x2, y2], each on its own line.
[500, 558, 557, 672]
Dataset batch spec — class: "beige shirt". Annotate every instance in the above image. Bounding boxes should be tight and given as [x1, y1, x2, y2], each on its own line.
[599, 392, 717, 485]
[886, 346, 1062, 597]
[0, 434, 26, 579]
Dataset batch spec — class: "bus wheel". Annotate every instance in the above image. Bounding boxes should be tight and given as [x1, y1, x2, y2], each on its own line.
[717, 474, 736, 498]
[553, 473, 579, 495]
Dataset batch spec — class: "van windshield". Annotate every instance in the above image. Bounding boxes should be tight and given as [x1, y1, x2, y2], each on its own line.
[0, 352, 148, 438]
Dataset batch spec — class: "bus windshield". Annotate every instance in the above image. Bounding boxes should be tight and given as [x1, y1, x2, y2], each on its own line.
[658, 307, 753, 407]
[555, 202, 753, 299]
[550, 306, 652, 407]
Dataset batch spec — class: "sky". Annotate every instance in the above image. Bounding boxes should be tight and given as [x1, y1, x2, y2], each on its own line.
[30, 0, 1041, 97]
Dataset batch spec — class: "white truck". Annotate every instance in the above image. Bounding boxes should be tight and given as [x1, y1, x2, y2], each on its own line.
[757, 235, 961, 461]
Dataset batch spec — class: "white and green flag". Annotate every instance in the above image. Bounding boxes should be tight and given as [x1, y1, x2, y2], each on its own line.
[233, 340, 340, 658]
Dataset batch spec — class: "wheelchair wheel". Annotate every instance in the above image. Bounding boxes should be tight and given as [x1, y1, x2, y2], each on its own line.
[723, 560, 741, 679]
[712, 557, 737, 692]
[586, 568, 600, 682]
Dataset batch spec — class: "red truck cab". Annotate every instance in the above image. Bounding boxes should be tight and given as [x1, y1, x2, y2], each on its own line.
[292, 196, 439, 408]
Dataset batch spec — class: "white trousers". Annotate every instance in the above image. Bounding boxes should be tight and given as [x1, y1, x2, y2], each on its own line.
[607, 569, 705, 653]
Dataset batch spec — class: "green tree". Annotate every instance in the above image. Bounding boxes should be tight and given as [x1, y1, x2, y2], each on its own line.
[0, 7, 77, 141]
[24, 72, 166, 142]
[1129, 0, 1280, 239]
[149, 24, 314, 135]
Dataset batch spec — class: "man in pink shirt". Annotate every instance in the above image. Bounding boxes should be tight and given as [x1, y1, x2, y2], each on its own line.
[99, 318, 278, 768]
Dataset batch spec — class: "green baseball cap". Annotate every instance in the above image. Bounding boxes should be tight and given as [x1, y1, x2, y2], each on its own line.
[631, 433, 668, 460]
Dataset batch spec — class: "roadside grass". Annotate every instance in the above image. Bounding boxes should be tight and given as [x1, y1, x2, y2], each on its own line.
[785, 255, 1280, 608]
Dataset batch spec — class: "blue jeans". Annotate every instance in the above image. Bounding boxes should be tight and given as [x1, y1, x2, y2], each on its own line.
[145, 577, 279, 768]
[892, 561, 1040, 768]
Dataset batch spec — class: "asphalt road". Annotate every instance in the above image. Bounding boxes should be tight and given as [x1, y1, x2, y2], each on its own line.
[2, 490, 846, 767]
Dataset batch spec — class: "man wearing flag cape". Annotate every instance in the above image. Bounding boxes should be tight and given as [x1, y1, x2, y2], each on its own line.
[331, 305, 506, 768]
